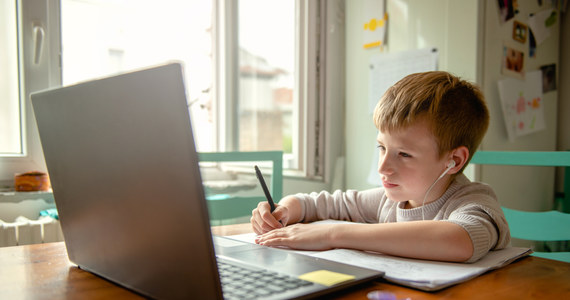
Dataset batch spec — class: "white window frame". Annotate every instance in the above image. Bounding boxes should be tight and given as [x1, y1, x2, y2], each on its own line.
[0, 0, 61, 185]
[214, 0, 342, 182]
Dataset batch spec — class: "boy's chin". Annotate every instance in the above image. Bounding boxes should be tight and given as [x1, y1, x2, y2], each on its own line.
[384, 192, 407, 203]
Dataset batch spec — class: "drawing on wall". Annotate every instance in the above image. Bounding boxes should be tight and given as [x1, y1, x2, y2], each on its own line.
[497, 70, 545, 141]
[502, 42, 525, 79]
[362, 0, 387, 49]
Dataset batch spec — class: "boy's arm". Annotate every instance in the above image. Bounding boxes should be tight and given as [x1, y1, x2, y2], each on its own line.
[332, 221, 473, 262]
[256, 221, 473, 262]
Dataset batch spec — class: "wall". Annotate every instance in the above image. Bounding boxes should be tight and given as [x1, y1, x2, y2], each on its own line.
[558, 8, 569, 192]
[345, 0, 479, 190]
[479, 0, 560, 211]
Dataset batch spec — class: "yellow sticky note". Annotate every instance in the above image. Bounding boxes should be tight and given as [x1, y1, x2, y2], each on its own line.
[298, 270, 355, 287]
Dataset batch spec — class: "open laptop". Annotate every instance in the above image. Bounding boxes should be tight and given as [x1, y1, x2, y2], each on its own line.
[31, 63, 383, 299]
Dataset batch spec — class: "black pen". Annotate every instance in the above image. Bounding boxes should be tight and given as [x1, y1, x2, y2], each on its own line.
[254, 165, 276, 212]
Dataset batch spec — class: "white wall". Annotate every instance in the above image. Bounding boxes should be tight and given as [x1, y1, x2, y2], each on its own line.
[345, 0, 479, 190]
[557, 8, 570, 192]
[479, 0, 559, 211]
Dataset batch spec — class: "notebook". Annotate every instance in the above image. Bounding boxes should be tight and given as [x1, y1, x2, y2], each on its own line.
[31, 63, 384, 299]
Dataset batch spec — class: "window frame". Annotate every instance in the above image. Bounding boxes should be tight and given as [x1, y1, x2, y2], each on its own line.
[215, 0, 330, 179]
[0, 0, 61, 185]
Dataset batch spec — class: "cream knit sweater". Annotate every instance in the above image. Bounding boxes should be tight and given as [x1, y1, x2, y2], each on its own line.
[294, 174, 511, 263]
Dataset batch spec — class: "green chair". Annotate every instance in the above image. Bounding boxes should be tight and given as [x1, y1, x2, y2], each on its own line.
[198, 151, 283, 224]
[470, 151, 570, 262]
[500, 207, 570, 262]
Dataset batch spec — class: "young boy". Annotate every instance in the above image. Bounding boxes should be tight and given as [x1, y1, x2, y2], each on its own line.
[250, 71, 511, 263]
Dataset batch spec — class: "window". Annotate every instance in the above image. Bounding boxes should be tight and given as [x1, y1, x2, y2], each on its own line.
[218, 0, 326, 176]
[2, 0, 343, 189]
[0, 0, 21, 155]
[0, 0, 61, 185]
[60, 0, 215, 152]
[236, 1, 295, 157]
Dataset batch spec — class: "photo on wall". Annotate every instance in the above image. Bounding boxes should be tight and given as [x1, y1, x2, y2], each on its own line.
[502, 42, 526, 79]
[512, 21, 528, 43]
[540, 64, 556, 93]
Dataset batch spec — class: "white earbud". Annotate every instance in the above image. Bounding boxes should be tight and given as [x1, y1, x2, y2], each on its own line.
[422, 160, 457, 220]
[437, 160, 456, 180]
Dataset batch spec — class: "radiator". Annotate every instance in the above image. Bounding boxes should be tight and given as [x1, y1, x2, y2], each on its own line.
[0, 216, 64, 247]
[0, 194, 64, 247]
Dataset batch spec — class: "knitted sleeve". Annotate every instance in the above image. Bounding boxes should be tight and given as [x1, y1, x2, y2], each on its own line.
[442, 185, 511, 263]
[294, 188, 384, 223]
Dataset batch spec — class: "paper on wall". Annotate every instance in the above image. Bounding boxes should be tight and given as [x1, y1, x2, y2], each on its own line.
[368, 48, 438, 114]
[528, 9, 555, 46]
[497, 70, 545, 141]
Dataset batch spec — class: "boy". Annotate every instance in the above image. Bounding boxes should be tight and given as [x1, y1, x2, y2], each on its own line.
[250, 71, 511, 263]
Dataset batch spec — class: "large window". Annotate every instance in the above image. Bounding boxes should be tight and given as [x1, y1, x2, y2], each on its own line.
[0, 0, 61, 186]
[0, 1, 21, 155]
[60, 0, 309, 170]
[1, 0, 342, 187]
[60, 0, 215, 152]
[236, 0, 295, 156]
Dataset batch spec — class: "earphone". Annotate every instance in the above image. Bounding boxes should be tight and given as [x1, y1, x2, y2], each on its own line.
[421, 160, 456, 220]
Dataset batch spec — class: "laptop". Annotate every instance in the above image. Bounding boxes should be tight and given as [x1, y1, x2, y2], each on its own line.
[31, 63, 383, 299]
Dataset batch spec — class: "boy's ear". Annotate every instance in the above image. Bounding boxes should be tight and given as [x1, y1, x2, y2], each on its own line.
[448, 146, 469, 174]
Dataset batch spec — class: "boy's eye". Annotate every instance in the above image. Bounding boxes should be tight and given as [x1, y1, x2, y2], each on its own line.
[399, 152, 411, 158]
[377, 145, 386, 151]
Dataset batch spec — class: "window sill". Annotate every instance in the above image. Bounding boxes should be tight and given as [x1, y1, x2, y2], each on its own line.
[0, 191, 55, 204]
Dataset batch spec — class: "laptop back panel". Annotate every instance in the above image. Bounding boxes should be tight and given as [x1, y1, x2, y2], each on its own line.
[33, 63, 384, 300]
[32, 63, 222, 299]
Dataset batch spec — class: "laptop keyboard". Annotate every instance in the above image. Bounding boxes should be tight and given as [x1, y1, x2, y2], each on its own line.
[217, 260, 314, 299]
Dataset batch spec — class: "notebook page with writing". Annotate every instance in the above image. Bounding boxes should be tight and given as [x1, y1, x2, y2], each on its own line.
[226, 220, 531, 291]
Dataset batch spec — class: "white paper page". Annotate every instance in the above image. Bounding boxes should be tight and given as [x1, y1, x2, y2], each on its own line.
[309, 247, 531, 290]
[528, 9, 554, 45]
[227, 220, 531, 290]
[368, 48, 438, 114]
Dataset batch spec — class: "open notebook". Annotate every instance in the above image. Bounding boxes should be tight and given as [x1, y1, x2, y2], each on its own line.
[228, 220, 532, 291]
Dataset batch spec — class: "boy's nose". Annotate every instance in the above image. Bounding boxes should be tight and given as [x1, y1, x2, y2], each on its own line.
[378, 156, 394, 175]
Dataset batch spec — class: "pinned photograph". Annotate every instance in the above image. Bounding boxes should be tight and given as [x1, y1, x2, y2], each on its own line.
[502, 43, 525, 79]
[540, 64, 556, 93]
[497, 0, 516, 23]
[512, 21, 528, 43]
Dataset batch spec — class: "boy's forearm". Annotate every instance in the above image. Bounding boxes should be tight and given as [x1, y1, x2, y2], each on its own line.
[330, 221, 473, 262]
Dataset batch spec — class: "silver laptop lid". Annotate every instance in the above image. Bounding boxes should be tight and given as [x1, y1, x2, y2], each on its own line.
[32, 63, 222, 299]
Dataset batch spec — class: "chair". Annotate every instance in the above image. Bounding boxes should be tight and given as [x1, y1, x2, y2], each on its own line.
[198, 151, 283, 224]
[470, 151, 570, 262]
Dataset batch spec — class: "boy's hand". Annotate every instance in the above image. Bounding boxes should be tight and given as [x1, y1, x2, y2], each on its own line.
[250, 202, 288, 234]
[254, 223, 335, 251]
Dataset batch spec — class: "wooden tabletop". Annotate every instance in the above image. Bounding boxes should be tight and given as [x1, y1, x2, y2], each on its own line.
[1, 223, 569, 299]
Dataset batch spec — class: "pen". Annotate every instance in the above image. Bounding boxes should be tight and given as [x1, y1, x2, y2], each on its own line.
[254, 165, 276, 212]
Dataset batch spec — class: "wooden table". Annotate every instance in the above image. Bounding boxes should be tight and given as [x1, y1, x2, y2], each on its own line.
[1, 223, 569, 299]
